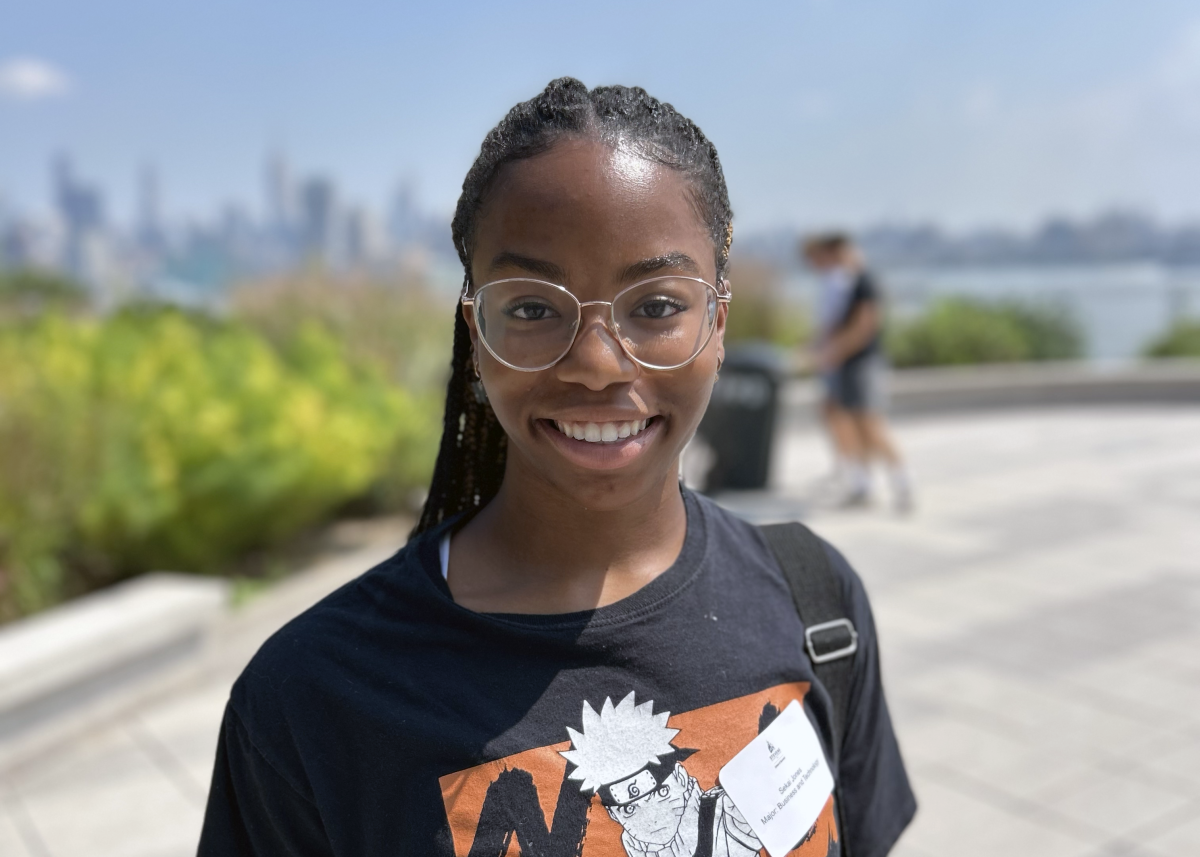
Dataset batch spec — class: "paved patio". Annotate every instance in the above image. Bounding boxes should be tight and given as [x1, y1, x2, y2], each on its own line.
[2, 405, 1198, 857]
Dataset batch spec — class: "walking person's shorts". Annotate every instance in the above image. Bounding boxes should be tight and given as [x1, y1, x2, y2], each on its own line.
[824, 354, 889, 412]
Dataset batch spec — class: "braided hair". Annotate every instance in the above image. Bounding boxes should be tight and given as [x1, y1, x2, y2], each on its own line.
[412, 77, 733, 536]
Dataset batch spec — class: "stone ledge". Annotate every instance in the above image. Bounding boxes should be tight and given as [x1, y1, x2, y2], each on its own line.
[0, 573, 228, 773]
[781, 359, 1200, 419]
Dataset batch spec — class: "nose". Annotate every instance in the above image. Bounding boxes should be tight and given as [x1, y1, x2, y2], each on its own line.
[553, 306, 638, 390]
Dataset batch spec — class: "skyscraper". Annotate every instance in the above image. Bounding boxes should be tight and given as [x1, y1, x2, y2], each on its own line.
[54, 155, 104, 237]
[137, 163, 166, 254]
[265, 152, 295, 240]
[53, 154, 107, 285]
[297, 176, 338, 261]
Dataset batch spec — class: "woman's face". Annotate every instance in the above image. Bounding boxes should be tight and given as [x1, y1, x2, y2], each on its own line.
[465, 137, 725, 511]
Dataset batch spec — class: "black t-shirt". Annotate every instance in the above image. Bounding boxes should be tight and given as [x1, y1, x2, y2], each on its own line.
[198, 488, 915, 857]
[835, 272, 883, 367]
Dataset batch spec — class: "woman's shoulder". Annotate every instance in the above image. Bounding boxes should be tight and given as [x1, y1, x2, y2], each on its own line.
[228, 534, 440, 718]
[689, 489, 872, 611]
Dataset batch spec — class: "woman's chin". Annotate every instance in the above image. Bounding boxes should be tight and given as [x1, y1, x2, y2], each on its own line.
[516, 419, 679, 509]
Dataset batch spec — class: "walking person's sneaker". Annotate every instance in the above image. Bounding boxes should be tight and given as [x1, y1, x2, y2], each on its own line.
[835, 487, 872, 509]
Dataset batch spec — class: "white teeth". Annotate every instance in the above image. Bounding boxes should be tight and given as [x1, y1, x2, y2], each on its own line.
[552, 417, 654, 443]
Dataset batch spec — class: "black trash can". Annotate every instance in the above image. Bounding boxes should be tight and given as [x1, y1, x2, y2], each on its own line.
[693, 342, 785, 492]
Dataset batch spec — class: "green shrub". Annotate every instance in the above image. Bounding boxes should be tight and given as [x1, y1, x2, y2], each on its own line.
[232, 274, 454, 393]
[1143, 319, 1200, 358]
[0, 268, 88, 318]
[888, 298, 1084, 368]
[723, 260, 811, 348]
[1000, 302, 1085, 360]
[0, 306, 440, 620]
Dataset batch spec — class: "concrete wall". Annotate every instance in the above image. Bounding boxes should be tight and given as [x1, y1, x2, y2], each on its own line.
[780, 359, 1200, 422]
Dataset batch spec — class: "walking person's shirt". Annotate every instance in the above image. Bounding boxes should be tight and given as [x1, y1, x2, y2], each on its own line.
[198, 489, 916, 857]
[816, 268, 856, 340]
[817, 267, 884, 368]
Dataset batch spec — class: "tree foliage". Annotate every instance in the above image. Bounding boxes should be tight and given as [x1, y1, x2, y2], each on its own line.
[1143, 319, 1200, 358]
[0, 268, 88, 317]
[888, 298, 1085, 367]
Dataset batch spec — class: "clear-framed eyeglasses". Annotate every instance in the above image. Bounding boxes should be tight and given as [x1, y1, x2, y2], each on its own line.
[461, 276, 732, 372]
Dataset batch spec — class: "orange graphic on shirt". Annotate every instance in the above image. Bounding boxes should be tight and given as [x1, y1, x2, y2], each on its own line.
[438, 682, 839, 856]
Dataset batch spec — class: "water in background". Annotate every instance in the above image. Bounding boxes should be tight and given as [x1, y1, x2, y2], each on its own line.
[785, 263, 1200, 362]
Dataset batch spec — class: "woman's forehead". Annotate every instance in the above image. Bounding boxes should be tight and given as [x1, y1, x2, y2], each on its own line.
[474, 138, 714, 283]
[488, 137, 665, 198]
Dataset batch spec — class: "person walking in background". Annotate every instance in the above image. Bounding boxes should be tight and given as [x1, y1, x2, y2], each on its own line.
[803, 233, 914, 511]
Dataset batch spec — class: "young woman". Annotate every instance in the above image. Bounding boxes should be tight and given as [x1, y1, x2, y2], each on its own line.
[199, 79, 915, 857]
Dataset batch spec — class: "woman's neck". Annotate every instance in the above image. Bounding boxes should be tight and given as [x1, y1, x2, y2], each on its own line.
[446, 467, 688, 615]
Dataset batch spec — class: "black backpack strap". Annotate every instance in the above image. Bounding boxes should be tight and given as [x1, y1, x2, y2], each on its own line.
[760, 521, 858, 855]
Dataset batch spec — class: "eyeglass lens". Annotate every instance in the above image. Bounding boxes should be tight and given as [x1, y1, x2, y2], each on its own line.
[473, 278, 719, 370]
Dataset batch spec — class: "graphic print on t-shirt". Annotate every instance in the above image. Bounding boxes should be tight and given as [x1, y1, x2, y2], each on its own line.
[438, 682, 839, 857]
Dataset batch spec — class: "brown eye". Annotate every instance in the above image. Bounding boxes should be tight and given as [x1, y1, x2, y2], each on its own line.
[504, 298, 560, 321]
[631, 295, 687, 319]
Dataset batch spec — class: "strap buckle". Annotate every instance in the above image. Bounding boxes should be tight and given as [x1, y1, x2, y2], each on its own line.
[805, 618, 858, 664]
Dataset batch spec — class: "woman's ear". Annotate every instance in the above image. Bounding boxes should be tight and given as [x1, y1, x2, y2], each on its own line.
[714, 278, 730, 367]
[459, 278, 486, 381]
[461, 279, 483, 358]
[463, 303, 479, 342]
[461, 280, 478, 332]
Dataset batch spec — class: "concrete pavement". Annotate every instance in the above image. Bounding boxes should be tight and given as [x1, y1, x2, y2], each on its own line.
[2, 405, 1198, 856]
[766, 407, 1200, 857]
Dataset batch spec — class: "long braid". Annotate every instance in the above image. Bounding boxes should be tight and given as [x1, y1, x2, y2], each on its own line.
[412, 77, 732, 536]
[412, 301, 507, 536]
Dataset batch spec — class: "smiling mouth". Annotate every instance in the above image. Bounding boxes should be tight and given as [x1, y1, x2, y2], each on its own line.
[550, 417, 656, 443]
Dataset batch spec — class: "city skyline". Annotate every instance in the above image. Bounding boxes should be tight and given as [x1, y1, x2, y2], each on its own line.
[11, 144, 1200, 238]
[3, 1, 1200, 233]
[5, 144, 1200, 302]
[0, 149, 456, 298]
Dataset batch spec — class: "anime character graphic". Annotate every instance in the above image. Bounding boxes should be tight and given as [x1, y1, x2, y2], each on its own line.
[439, 682, 839, 857]
[560, 692, 761, 857]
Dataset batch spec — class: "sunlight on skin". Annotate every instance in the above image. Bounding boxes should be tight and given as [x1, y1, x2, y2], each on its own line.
[449, 137, 727, 615]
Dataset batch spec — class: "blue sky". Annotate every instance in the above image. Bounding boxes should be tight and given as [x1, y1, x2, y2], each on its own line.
[2, 0, 1199, 232]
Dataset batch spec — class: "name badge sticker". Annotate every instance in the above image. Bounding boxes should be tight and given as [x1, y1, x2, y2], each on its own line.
[717, 699, 834, 857]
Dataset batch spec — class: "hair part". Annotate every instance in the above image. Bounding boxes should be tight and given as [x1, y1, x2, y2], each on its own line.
[413, 78, 732, 536]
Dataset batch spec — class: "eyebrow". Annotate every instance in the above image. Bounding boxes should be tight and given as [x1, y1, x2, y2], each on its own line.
[487, 250, 703, 285]
[488, 252, 568, 282]
[620, 252, 702, 282]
